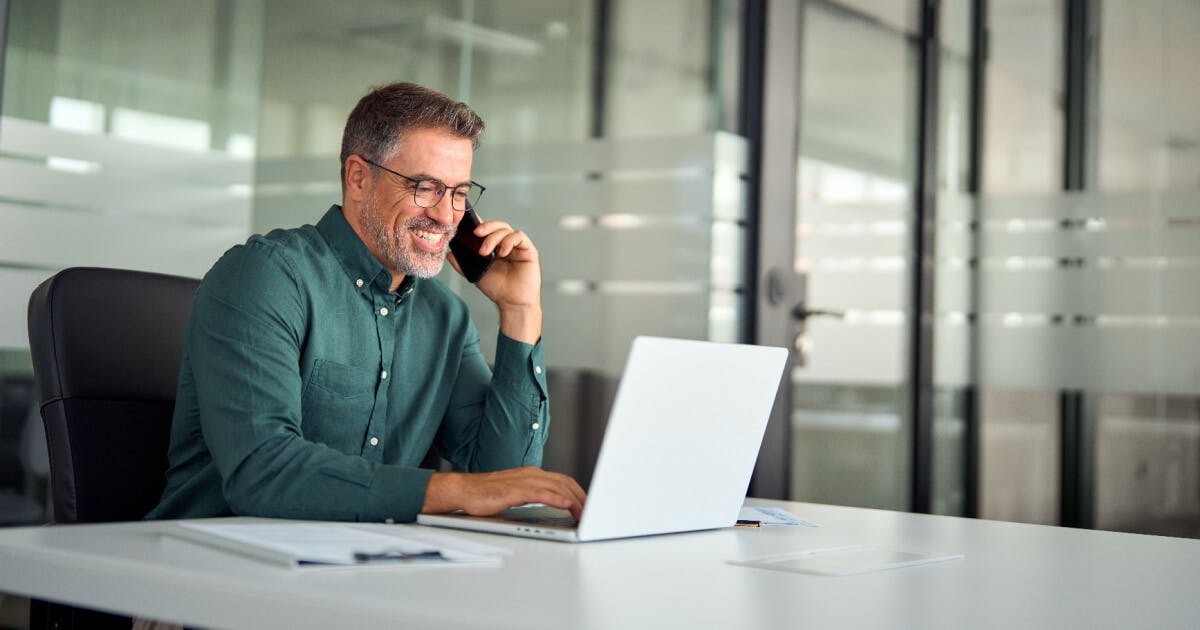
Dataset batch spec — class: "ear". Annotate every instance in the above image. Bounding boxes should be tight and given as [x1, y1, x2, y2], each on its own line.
[344, 155, 372, 204]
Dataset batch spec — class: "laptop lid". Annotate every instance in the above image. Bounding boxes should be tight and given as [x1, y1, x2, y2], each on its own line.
[418, 336, 787, 542]
[574, 336, 786, 540]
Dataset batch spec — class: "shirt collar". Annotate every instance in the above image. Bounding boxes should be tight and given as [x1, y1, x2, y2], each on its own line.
[316, 205, 413, 297]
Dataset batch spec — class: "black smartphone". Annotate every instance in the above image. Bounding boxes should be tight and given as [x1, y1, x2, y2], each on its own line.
[449, 204, 496, 283]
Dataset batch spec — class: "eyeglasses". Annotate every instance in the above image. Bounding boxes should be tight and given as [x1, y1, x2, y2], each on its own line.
[361, 157, 485, 212]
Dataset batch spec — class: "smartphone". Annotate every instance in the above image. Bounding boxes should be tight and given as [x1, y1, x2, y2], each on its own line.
[449, 204, 496, 283]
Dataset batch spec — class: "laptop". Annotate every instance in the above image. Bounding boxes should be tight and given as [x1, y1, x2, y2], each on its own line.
[417, 336, 788, 542]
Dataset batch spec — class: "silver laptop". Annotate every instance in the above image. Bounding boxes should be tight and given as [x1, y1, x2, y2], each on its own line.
[417, 336, 787, 542]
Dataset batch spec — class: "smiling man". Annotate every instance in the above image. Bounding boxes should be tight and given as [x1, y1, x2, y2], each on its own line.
[146, 82, 585, 524]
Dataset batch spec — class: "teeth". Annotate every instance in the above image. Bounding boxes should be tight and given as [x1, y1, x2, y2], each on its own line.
[413, 229, 442, 244]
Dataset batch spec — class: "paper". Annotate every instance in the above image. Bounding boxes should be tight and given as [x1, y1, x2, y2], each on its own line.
[730, 545, 962, 576]
[169, 522, 505, 568]
[738, 506, 819, 527]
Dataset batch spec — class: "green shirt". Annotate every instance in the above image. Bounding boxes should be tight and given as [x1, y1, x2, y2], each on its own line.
[147, 205, 549, 523]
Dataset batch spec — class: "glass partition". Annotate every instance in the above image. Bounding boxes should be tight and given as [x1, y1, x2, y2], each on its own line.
[941, 0, 1200, 535]
[789, 0, 918, 511]
[968, 0, 1066, 525]
[1086, 0, 1200, 537]
[0, 0, 265, 527]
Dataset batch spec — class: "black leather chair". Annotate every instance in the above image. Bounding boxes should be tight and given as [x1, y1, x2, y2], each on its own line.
[26, 267, 199, 629]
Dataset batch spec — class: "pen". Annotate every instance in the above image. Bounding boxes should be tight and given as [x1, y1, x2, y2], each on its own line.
[353, 549, 445, 563]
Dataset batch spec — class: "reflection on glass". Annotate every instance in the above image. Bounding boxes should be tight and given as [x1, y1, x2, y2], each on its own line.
[931, 0, 974, 517]
[968, 0, 1067, 527]
[982, 0, 1064, 194]
[0, 0, 266, 527]
[790, 2, 918, 511]
[1095, 0, 1200, 191]
[1087, 0, 1200, 537]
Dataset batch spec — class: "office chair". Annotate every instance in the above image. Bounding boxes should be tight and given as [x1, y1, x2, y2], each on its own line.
[26, 267, 200, 629]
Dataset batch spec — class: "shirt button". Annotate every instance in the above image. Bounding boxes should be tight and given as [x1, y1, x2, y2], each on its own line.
[534, 366, 543, 375]
[379, 307, 389, 316]
[531, 422, 541, 430]
[369, 437, 379, 446]
[381, 370, 388, 379]
[356, 279, 364, 288]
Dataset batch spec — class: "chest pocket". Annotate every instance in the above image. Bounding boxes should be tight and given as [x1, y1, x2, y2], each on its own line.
[302, 358, 378, 453]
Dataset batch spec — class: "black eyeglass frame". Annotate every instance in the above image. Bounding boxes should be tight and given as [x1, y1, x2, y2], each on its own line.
[361, 157, 485, 212]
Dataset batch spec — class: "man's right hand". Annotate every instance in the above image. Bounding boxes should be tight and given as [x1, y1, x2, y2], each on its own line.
[421, 467, 587, 520]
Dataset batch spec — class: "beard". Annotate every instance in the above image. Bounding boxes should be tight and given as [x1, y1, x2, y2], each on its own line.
[358, 187, 454, 279]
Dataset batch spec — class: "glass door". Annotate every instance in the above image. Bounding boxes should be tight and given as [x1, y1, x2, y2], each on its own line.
[785, 0, 922, 511]
[753, 0, 971, 512]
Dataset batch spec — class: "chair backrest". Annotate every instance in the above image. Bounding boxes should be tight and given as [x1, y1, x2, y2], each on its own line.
[27, 267, 199, 523]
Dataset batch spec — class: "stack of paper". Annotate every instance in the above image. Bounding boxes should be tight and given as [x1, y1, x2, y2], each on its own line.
[168, 522, 505, 569]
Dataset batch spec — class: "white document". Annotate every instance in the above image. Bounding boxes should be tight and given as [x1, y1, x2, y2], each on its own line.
[168, 522, 505, 569]
[738, 506, 820, 527]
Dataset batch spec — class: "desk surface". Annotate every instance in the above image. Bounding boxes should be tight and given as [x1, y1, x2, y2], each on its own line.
[1, 499, 1198, 630]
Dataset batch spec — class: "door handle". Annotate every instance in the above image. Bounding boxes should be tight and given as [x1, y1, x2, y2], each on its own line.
[790, 305, 844, 366]
[791, 305, 846, 322]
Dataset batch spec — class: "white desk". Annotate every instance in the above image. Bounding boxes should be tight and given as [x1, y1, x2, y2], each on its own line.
[1, 499, 1198, 629]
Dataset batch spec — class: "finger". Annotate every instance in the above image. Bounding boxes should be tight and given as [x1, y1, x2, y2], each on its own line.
[473, 220, 512, 238]
[535, 473, 586, 517]
[479, 227, 513, 255]
[446, 251, 463, 275]
[494, 230, 536, 259]
[495, 231, 527, 258]
[566, 478, 587, 507]
[514, 473, 578, 506]
[539, 490, 583, 521]
[541, 470, 586, 507]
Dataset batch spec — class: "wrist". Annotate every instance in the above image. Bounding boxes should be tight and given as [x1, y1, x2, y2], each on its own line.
[498, 304, 542, 344]
[422, 472, 464, 514]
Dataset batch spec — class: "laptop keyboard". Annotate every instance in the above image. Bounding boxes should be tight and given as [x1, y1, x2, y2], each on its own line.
[503, 505, 578, 528]
[510, 514, 578, 528]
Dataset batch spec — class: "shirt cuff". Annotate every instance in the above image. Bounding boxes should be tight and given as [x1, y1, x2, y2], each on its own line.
[359, 465, 435, 523]
[492, 332, 548, 401]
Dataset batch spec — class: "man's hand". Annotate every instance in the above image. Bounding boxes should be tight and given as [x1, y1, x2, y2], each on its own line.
[448, 220, 541, 344]
[421, 467, 586, 520]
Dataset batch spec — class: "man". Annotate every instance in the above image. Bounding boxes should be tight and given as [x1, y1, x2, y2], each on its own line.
[146, 82, 585, 524]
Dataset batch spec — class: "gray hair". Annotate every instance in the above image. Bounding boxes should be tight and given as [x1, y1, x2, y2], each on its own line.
[339, 82, 485, 190]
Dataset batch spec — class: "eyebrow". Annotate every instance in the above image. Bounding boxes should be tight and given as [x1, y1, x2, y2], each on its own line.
[410, 173, 473, 188]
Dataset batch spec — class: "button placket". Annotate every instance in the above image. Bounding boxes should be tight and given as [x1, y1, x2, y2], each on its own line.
[363, 291, 394, 461]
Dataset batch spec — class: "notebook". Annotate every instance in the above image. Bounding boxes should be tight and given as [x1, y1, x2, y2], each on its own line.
[417, 336, 788, 542]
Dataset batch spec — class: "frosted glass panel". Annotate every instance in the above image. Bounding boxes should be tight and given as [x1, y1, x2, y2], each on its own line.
[789, 1, 919, 512]
[971, 190, 1200, 394]
[467, 133, 750, 374]
[0, 0, 264, 350]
